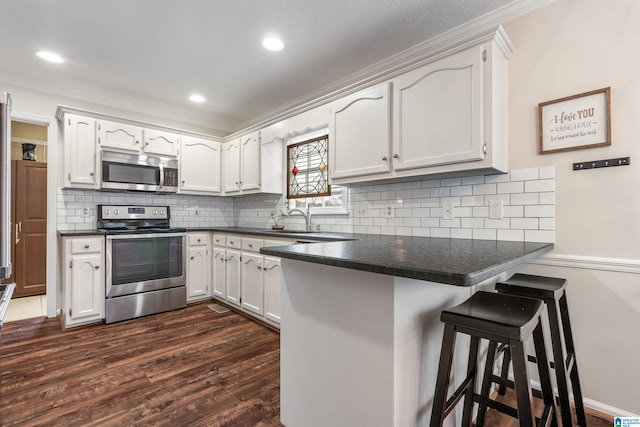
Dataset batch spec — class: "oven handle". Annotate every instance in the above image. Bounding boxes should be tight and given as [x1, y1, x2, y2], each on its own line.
[105, 232, 186, 240]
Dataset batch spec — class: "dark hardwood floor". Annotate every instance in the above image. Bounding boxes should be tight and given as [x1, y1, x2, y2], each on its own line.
[0, 302, 281, 426]
[0, 302, 612, 426]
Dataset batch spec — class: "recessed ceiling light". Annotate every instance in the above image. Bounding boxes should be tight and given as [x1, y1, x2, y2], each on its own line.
[35, 51, 64, 64]
[261, 37, 284, 52]
[189, 94, 206, 103]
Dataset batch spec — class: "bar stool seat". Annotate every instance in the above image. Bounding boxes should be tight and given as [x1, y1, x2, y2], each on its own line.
[430, 291, 558, 427]
[491, 273, 587, 427]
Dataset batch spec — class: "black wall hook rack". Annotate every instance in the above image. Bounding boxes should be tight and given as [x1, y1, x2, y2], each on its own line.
[573, 157, 630, 171]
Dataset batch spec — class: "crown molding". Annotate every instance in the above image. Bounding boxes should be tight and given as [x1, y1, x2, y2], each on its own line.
[236, 0, 555, 135]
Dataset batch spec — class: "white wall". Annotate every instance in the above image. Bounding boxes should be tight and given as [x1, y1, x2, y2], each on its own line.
[502, 0, 640, 415]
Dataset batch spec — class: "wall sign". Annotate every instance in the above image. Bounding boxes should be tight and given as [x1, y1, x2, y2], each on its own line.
[538, 87, 611, 154]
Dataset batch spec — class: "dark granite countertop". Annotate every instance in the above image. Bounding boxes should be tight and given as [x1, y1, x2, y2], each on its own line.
[260, 235, 553, 287]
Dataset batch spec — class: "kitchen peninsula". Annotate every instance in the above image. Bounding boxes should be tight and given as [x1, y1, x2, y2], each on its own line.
[261, 236, 553, 427]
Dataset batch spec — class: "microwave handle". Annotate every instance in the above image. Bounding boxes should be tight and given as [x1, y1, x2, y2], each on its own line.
[158, 163, 165, 190]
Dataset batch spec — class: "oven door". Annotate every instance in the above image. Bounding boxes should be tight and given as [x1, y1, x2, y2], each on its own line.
[106, 232, 186, 298]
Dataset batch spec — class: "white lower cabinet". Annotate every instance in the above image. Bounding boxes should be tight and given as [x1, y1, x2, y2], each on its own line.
[241, 252, 264, 316]
[186, 233, 211, 302]
[211, 234, 290, 328]
[62, 236, 105, 328]
[263, 256, 282, 325]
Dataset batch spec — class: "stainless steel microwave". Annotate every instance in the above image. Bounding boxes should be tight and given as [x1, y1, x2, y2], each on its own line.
[101, 150, 179, 193]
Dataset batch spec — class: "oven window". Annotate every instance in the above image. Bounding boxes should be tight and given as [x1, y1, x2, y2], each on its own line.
[111, 236, 183, 285]
[103, 162, 160, 185]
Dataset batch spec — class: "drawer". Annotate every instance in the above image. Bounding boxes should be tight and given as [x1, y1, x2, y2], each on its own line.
[226, 235, 241, 249]
[212, 234, 226, 247]
[242, 237, 264, 252]
[69, 237, 103, 254]
[188, 233, 210, 246]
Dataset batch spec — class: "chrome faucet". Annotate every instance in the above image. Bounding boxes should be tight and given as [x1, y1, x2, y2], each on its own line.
[286, 206, 312, 231]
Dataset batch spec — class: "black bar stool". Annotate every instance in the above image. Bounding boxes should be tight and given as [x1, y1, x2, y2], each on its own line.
[488, 273, 587, 427]
[430, 291, 558, 427]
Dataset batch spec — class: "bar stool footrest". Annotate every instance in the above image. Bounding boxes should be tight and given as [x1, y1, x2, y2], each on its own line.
[443, 375, 474, 418]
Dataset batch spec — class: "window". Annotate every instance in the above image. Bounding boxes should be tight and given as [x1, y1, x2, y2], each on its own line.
[285, 127, 348, 215]
[287, 135, 330, 199]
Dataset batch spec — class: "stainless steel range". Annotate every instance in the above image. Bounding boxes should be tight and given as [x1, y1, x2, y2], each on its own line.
[98, 205, 186, 323]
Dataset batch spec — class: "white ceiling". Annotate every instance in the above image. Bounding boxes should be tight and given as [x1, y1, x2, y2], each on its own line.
[1, 0, 536, 135]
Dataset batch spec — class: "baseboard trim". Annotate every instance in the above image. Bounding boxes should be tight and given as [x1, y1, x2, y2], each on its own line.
[529, 253, 640, 274]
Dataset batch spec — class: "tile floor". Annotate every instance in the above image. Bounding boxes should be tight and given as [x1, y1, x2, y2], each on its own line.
[4, 295, 47, 323]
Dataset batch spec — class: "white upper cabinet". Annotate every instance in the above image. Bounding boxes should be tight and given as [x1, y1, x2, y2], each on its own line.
[64, 114, 99, 189]
[97, 120, 142, 153]
[222, 131, 282, 195]
[180, 136, 221, 195]
[330, 82, 392, 180]
[96, 120, 179, 157]
[392, 44, 484, 171]
[240, 132, 260, 191]
[329, 28, 511, 185]
[222, 139, 241, 193]
[142, 128, 180, 157]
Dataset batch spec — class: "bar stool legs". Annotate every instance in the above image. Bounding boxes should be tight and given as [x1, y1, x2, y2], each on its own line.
[430, 291, 558, 427]
[494, 273, 587, 427]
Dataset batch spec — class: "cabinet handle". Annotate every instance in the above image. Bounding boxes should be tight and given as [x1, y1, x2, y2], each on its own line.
[84, 244, 90, 249]
[197, 238, 201, 243]
[258, 265, 262, 270]
[382, 156, 388, 161]
[90, 172, 95, 176]
[145, 142, 149, 146]
[393, 153, 399, 159]
[136, 140, 140, 144]
[248, 243, 253, 248]
[229, 240, 234, 245]
[190, 256, 195, 260]
[94, 265, 100, 270]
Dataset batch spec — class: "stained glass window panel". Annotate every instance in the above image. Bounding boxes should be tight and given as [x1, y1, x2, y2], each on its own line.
[287, 135, 331, 199]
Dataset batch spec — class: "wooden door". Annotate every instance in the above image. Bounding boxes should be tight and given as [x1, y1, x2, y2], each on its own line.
[13, 160, 47, 297]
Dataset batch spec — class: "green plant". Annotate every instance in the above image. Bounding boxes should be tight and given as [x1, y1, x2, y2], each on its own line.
[269, 200, 284, 225]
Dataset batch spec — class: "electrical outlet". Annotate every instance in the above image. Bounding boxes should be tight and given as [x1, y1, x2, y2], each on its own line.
[489, 199, 503, 219]
[256, 209, 260, 217]
[385, 205, 395, 219]
[81, 207, 90, 217]
[442, 202, 454, 220]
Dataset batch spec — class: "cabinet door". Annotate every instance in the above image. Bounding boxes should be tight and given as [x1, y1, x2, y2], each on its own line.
[392, 45, 484, 171]
[330, 83, 391, 180]
[180, 136, 221, 194]
[143, 129, 179, 156]
[212, 247, 226, 299]
[222, 140, 241, 193]
[263, 256, 282, 325]
[225, 248, 241, 307]
[187, 246, 210, 301]
[67, 252, 104, 324]
[64, 115, 98, 189]
[241, 252, 264, 316]
[240, 132, 260, 191]
[97, 120, 142, 153]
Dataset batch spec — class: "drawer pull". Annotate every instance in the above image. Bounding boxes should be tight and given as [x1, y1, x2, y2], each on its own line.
[84, 244, 90, 249]
[94, 265, 100, 270]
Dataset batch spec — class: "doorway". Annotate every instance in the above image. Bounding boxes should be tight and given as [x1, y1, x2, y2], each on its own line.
[1, 120, 48, 321]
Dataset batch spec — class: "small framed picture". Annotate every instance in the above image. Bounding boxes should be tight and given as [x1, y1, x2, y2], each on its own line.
[538, 87, 611, 154]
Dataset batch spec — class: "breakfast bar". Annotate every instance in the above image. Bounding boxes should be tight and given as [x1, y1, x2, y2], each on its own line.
[261, 236, 553, 427]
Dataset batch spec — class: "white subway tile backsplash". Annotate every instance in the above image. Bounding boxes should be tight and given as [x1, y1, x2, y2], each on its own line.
[461, 175, 485, 185]
[525, 179, 555, 193]
[525, 205, 555, 218]
[497, 181, 524, 194]
[451, 228, 472, 239]
[511, 193, 539, 206]
[472, 183, 497, 195]
[58, 166, 555, 243]
[510, 167, 539, 181]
